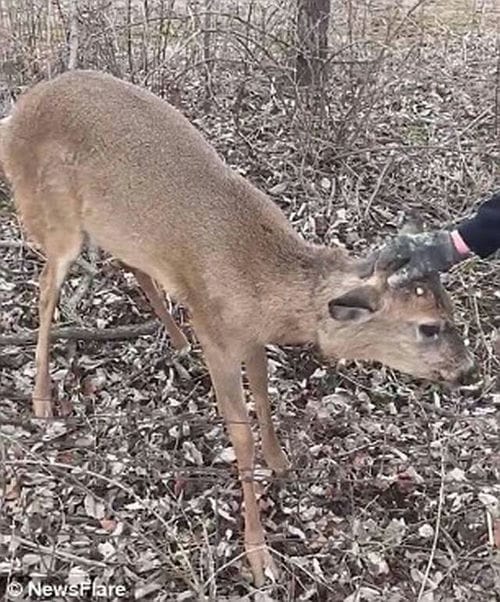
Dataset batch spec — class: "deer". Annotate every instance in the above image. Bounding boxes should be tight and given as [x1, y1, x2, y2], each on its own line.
[0, 70, 474, 586]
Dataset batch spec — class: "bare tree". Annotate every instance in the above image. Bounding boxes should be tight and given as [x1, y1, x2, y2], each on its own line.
[67, 0, 79, 70]
[296, 0, 331, 87]
[202, 0, 214, 112]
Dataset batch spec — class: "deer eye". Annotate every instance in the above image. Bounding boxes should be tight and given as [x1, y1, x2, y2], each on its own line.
[418, 323, 441, 340]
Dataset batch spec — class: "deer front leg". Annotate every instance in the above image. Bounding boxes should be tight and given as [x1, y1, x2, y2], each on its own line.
[203, 343, 278, 586]
[33, 248, 79, 418]
[125, 264, 190, 353]
[32, 261, 60, 418]
[245, 346, 290, 475]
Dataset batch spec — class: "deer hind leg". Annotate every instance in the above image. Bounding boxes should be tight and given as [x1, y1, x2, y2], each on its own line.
[245, 346, 290, 475]
[201, 340, 278, 586]
[124, 265, 190, 353]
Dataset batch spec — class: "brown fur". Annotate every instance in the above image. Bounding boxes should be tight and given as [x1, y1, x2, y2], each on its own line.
[0, 71, 473, 585]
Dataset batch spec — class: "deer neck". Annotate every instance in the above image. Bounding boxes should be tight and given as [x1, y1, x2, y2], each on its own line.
[263, 243, 352, 346]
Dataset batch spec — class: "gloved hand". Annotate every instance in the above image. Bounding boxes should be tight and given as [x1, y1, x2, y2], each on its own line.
[377, 230, 467, 287]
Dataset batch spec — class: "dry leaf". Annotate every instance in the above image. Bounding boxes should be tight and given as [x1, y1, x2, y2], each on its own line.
[84, 493, 105, 520]
[3, 477, 21, 501]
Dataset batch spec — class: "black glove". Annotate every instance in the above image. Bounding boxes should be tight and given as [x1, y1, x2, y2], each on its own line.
[377, 230, 465, 287]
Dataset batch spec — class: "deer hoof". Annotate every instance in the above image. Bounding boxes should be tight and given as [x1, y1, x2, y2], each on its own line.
[245, 541, 279, 587]
[264, 447, 291, 476]
[32, 397, 54, 419]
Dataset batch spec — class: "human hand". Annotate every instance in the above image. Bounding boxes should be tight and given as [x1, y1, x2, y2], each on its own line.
[377, 230, 467, 287]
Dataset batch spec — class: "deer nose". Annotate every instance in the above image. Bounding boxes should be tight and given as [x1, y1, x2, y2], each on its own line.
[457, 363, 477, 386]
[439, 354, 476, 385]
[449, 357, 477, 386]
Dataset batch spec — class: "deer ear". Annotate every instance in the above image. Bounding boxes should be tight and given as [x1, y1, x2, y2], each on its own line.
[328, 286, 381, 322]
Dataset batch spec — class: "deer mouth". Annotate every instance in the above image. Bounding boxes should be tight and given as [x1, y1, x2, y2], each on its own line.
[437, 360, 476, 386]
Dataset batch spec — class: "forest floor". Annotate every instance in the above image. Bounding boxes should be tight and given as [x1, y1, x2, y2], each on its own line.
[0, 2, 499, 600]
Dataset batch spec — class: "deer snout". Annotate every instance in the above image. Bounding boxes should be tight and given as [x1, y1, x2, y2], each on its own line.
[439, 354, 476, 386]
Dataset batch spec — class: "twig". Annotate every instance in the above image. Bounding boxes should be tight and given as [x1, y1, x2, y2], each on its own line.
[471, 294, 491, 354]
[66, 243, 98, 323]
[0, 241, 30, 248]
[12, 536, 107, 568]
[441, 108, 494, 146]
[485, 510, 494, 547]
[363, 151, 395, 220]
[417, 446, 446, 601]
[0, 321, 159, 346]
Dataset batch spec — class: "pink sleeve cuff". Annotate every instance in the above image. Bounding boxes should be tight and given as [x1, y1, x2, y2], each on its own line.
[451, 230, 471, 256]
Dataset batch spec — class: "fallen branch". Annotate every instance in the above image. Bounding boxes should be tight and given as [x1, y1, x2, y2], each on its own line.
[0, 321, 159, 346]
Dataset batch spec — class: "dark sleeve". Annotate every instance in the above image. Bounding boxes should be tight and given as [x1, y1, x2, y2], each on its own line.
[457, 191, 500, 258]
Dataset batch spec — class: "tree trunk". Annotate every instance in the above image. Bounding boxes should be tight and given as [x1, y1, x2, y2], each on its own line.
[296, 0, 331, 87]
[67, 0, 79, 70]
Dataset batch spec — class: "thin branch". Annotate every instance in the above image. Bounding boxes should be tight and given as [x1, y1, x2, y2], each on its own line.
[417, 447, 446, 601]
[363, 151, 395, 220]
[0, 321, 159, 347]
[10, 536, 108, 568]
